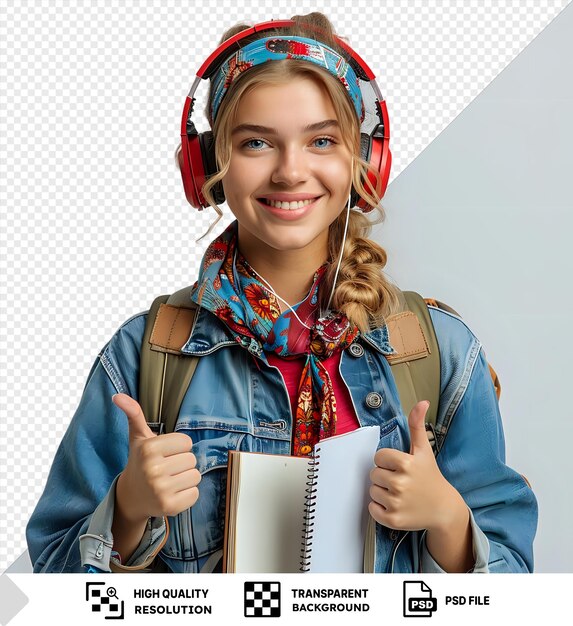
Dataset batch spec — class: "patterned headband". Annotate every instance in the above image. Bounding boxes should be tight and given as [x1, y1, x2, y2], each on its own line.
[210, 35, 365, 124]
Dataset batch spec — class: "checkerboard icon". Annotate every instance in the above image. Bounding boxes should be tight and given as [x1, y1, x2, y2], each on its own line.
[244, 581, 281, 617]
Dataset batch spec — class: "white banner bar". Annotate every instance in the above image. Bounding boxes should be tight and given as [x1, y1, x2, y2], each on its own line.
[1, 573, 570, 625]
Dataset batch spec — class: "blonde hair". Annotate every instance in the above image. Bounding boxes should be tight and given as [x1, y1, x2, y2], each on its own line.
[175, 12, 402, 332]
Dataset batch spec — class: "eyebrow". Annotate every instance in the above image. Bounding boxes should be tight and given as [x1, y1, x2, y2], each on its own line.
[231, 119, 340, 136]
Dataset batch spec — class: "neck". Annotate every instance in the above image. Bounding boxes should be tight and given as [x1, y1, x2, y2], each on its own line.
[237, 226, 329, 310]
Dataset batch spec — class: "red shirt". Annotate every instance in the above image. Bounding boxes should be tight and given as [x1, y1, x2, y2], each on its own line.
[266, 350, 361, 434]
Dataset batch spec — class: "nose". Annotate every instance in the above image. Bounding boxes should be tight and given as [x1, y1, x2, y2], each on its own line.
[271, 144, 309, 186]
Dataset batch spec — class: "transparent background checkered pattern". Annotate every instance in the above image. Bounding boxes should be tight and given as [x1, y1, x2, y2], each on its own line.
[1, 0, 569, 572]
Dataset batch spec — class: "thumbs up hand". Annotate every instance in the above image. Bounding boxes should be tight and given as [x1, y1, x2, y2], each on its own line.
[368, 400, 463, 533]
[112, 393, 201, 524]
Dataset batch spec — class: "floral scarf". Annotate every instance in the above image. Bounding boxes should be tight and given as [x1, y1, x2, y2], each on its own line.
[189, 220, 360, 456]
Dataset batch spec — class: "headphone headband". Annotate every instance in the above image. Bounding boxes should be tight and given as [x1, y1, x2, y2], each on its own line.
[178, 19, 391, 212]
[195, 20, 375, 82]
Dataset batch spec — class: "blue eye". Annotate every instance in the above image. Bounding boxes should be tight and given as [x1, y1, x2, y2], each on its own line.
[314, 136, 335, 149]
[241, 136, 336, 151]
[243, 138, 268, 151]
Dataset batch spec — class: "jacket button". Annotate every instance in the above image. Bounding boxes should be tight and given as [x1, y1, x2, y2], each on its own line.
[365, 392, 383, 408]
[348, 343, 364, 357]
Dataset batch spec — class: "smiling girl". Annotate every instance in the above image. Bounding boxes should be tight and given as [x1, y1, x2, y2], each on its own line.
[26, 12, 537, 574]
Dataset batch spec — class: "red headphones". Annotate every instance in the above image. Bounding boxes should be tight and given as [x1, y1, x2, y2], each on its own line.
[178, 19, 391, 213]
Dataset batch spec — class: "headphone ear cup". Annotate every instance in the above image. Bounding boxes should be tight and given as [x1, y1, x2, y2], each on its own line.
[179, 131, 201, 209]
[379, 142, 391, 201]
[359, 131, 372, 161]
[199, 131, 226, 205]
[353, 131, 391, 213]
[351, 133, 374, 211]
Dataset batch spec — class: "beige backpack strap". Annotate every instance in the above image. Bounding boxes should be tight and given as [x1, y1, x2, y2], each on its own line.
[425, 297, 501, 401]
[384, 290, 440, 450]
[139, 287, 200, 434]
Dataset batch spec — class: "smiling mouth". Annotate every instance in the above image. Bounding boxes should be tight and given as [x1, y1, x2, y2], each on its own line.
[257, 196, 322, 210]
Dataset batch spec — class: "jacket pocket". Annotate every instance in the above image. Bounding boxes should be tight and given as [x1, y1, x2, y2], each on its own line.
[376, 414, 407, 452]
[487, 558, 509, 573]
[161, 416, 245, 561]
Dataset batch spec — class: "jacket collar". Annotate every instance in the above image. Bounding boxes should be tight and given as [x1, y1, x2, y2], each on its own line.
[361, 324, 396, 356]
[181, 304, 395, 356]
[181, 305, 238, 355]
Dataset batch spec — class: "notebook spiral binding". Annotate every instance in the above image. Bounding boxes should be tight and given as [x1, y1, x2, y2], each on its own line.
[299, 450, 321, 572]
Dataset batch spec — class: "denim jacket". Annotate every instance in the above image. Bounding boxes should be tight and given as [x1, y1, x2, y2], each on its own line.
[26, 300, 538, 573]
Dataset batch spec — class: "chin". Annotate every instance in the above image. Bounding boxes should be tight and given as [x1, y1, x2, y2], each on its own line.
[265, 233, 321, 252]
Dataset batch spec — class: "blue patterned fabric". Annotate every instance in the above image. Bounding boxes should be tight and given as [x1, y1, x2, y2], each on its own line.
[210, 35, 365, 123]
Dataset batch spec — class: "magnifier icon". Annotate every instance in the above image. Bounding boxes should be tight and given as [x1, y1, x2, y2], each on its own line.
[107, 587, 118, 599]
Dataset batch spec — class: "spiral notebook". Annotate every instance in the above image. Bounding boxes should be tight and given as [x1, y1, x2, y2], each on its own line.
[222, 425, 380, 573]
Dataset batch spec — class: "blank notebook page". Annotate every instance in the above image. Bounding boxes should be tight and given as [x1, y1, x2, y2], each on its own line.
[234, 453, 308, 573]
[308, 425, 380, 573]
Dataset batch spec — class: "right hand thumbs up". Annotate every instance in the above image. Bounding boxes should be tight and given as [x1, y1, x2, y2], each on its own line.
[113, 392, 156, 442]
[112, 393, 201, 523]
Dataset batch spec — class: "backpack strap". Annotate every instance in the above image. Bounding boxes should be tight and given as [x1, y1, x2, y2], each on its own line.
[383, 290, 441, 451]
[424, 297, 501, 402]
[139, 287, 200, 434]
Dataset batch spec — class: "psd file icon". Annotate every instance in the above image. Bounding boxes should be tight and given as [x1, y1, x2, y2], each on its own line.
[403, 581, 438, 617]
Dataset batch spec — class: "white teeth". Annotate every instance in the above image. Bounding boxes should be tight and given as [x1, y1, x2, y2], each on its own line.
[264, 197, 318, 210]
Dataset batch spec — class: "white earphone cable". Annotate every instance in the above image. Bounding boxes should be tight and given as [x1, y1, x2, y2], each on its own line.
[243, 193, 352, 328]
[248, 269, 314, 330]
[325, 192, 351, 314]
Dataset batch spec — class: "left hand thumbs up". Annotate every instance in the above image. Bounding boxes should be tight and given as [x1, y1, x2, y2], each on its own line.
[408, 400, 432, 455]
[369, 400, 461, 532]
